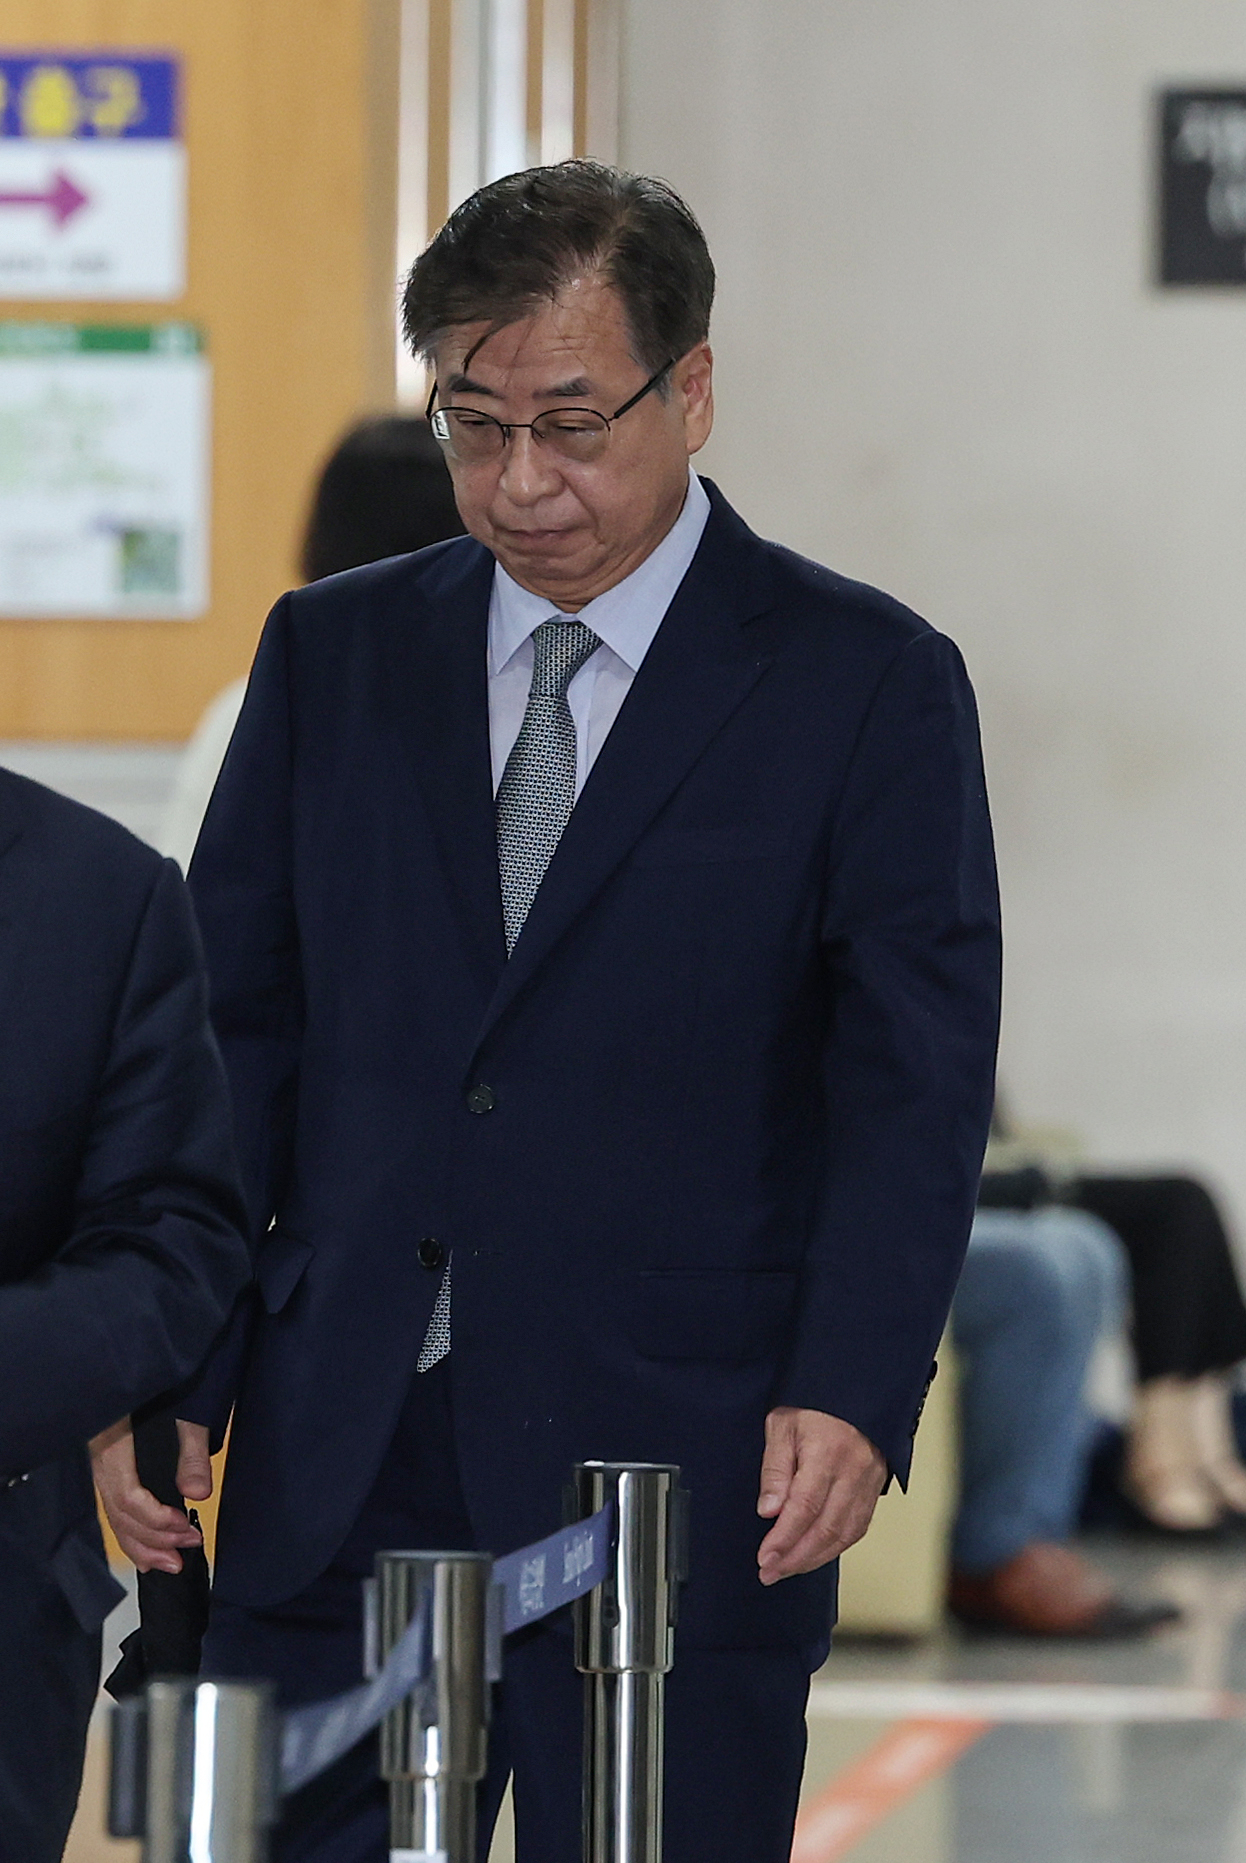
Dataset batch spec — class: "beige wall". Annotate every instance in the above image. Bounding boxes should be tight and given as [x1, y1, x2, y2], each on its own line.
[0, 0, 399, 738]
[620, 0, 1246, 1238]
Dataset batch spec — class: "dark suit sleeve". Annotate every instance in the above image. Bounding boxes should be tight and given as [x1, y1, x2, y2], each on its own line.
[775, 628, 1001, 1483]
[0, 861, 250, 1478]
[177, 595, 303, 1440]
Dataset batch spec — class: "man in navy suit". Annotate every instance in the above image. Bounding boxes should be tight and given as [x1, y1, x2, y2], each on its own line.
[105, 161, 1000, 1861]
[0, 772, 249, 1861]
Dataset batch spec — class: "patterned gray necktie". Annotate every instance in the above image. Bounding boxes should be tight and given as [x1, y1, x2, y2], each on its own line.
[417, 614, 600, 1373]
[496, 616, 603, 954]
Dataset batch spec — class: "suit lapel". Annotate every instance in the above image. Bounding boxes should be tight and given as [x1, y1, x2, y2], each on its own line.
[0, 781, 30, 1015]
[383, 542, 507, 996]
[0, 776, 27, 883]
[473, 489, 777, 1050]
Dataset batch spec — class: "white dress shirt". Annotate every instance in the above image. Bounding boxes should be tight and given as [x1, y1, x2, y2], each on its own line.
[487, 471, 712, 795]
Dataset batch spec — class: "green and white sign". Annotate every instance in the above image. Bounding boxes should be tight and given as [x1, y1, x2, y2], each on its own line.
[0, 322, 209, 618]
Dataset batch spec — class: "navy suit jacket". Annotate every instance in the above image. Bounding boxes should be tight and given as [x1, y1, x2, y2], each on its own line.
[0, 772, 249, 1636]
[185, 482, 1000, 1652]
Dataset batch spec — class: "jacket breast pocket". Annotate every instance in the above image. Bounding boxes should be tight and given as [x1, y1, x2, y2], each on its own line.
[630, 826, 791, 869]
[254, 1230, 314, 1316]
[626, 1269, 798, 1363]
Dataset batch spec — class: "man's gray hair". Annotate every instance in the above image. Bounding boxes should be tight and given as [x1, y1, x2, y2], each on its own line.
[403, 160, 715, 376]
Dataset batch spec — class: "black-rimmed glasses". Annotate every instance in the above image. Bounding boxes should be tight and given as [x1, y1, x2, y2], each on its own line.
[425, 359, 675, 465]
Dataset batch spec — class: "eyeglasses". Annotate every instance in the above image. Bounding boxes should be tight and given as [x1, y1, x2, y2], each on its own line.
[425, 359, 675, 465]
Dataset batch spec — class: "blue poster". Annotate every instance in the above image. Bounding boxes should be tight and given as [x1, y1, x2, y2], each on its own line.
[0, 53, 184, 297]
[0, 54, 179, 140]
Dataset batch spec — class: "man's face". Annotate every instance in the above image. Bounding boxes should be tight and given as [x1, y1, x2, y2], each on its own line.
[430, 277, 713, 610]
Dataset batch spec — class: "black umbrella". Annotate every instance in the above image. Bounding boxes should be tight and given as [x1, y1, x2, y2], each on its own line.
[104, 1409, 210, 1698]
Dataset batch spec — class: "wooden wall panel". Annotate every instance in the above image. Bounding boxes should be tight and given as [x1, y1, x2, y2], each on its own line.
[0, 0, 399, 737]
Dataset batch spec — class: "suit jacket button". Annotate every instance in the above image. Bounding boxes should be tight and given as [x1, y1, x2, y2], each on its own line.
[466, 1083, 495, 1114]
[417, 1237, 445, 1270]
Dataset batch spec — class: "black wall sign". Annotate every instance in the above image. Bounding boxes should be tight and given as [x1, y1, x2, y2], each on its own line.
[1159, 89, 1246, 285]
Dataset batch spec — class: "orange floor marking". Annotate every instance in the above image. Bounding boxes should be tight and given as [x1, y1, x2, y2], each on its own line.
[791, 1716, 992, 1863]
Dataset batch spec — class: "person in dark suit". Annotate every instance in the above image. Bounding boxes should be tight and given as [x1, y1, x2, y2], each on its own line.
[0, 771, 249, 1861]
[102, 161, 1000, 1862]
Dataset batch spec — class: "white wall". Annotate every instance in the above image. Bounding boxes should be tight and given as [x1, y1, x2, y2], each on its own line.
[0, 744, 178, 850]
[619, 0, 1246, 1240]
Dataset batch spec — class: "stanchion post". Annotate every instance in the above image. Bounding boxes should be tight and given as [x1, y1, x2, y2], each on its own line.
[377, 1550, 493, 1863]
[108, 1677, 277, 1863]
[573, 1462, 682, 1863]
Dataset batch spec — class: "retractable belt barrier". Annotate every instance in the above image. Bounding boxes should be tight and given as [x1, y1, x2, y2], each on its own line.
[109, 1462, 685, 1863]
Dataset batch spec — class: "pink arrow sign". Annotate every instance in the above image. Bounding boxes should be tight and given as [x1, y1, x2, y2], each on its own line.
[0, 170, 90, 230]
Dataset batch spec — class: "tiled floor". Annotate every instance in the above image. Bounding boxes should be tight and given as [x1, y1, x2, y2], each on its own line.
[803, 1534, 1246, 1863]
[65, 1533, 1246, 1862]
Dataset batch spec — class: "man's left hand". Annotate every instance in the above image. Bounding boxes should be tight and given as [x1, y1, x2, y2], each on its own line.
[756, 1406, 887, 1584]
[91, 1417, 209, 1575]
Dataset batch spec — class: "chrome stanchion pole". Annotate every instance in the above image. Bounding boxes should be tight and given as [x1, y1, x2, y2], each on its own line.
[573, 1463, 682, 1863]
[108, 1677, 277, 1863]
[376, 1550, 493, 1863]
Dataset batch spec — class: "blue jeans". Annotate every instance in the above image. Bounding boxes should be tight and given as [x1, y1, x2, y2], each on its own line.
[951, 1206, 1126, 1573]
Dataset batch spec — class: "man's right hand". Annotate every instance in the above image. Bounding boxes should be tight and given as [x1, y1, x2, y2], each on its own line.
[90, 1417, 214, 1574]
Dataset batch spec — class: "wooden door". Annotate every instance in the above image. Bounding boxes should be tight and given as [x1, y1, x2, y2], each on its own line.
[0, 0, 399, 737]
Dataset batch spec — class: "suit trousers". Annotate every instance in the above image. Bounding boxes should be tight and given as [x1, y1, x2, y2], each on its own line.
[203, 1360, 813, 1863]
[0, 1482, 102, 1863]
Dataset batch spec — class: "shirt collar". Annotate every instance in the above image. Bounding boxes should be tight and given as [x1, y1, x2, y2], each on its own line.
[488, 471, 712, 677]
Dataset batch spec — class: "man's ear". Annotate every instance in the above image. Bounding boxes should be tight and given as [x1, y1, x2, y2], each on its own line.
[680, 343, 714, 453]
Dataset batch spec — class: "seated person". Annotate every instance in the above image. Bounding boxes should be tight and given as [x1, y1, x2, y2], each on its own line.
[988, 1098, 1246, 1533]
[949, 1204, 1178, 1636]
